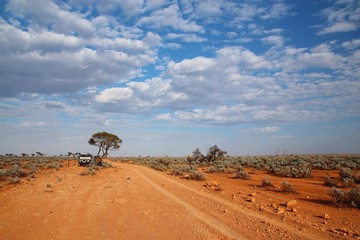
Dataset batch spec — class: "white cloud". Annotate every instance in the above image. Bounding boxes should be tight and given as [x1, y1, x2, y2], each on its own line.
[0, 16, 156, 97]
[144, 32, 163, 47]
[318, 21, 357, 35]
[261, 35, 285, 48]
[95, 88, 133, 103]
[247, 126, 280, 133]
[226, 32, 237, 38]
[0, 20, 83, 53]
[260, 3, 290, 20]
[143, 0, 168, 12]
[216, 47, 271, 69]
[94, 78, 188, 111]
[168, 104, 331, 124]
[19, 121, 61, 128]
[193, 0, 222, 18]
[137, 4, 203, 32]
[279, 44, 345, 71]
[154, 113, 173, 121]
[166, 33, 207, 42]
[317, 0, 360, 35]
[342, 39, 360, 49]
[7, 0, 96, 38]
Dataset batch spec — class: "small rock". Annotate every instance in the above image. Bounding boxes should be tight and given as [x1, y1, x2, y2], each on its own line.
[271, 203, 278, 209]
[250, 197, 256, 203]
[286, 200, 297, 208]
[290, 207, 297, 212]
[183, 174, 190, 180]
[249, 193, 257, 197]
[320, 213, 330, 220]
[277, 207, 285, 214]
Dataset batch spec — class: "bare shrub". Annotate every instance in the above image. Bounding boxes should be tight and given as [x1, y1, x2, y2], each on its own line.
[101, 161, 113, 168]
[9, 164, 29, 178]
[171, 165, 196, 176]
[262, 175, 275, 188]
[339, 168, 353, 179]
[0, 169, 9, 181]
[46, 162, 62, 170]
[280, 181, 297, 193]
[9, 176, 21, 184]
[235, 168, 250, 180]
[329, 187, 347, 204]
[323, 174, 337, 187]
[189, 171, 205, 181]
[343, 178, 355, 188]
[329, 186, 360, 208]
[354, 172, 360, 184]
[80, 167, 97, 176]
[348, 186, 360, 208]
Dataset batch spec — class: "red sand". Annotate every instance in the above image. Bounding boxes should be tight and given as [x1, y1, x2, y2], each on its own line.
[0, 161, 359, 239]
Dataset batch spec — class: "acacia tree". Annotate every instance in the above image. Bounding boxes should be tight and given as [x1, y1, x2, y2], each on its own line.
[206, 145, 227, 162]
[88, 132, 122, 158]
[189, 145, 227, 163]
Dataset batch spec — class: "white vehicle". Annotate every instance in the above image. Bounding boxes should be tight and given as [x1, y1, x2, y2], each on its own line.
[78, 153, 93, 166]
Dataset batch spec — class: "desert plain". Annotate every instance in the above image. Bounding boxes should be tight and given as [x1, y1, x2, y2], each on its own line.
[0, 155, 359, 240]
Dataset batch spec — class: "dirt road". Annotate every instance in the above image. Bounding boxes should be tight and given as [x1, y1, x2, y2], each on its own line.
[0, 162, 353, 239]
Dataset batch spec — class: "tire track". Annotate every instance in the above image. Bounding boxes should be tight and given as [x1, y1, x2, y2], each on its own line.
[130, 167, 246, 240]
[128, 164, 328, 240]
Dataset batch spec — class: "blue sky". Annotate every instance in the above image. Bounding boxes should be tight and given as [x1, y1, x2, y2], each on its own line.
[0, 0, 359, 157]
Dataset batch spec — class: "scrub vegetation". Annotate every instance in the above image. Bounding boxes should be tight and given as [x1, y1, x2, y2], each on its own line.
[1, 149, 360, 208]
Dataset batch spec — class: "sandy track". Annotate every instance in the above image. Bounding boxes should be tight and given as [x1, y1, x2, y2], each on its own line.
[0, 162, 345, 239]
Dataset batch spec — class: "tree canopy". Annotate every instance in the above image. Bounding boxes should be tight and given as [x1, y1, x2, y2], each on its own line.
[88, 132, 122, 158]
[188, 145, 227, 163]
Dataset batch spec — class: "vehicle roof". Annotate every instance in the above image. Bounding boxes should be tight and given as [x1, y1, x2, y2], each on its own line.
[80, 153, 92, 156]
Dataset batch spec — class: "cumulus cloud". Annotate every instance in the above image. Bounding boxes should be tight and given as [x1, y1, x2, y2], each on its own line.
[1, 0, 359, 128]
[0, 15, 156, 97]
[278, 44, 345, 71]
[95, 78, 188, 112]
[7, 0, 96, 38]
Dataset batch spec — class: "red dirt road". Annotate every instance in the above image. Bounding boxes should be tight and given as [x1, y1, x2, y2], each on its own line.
[0, 161, 359, 239]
